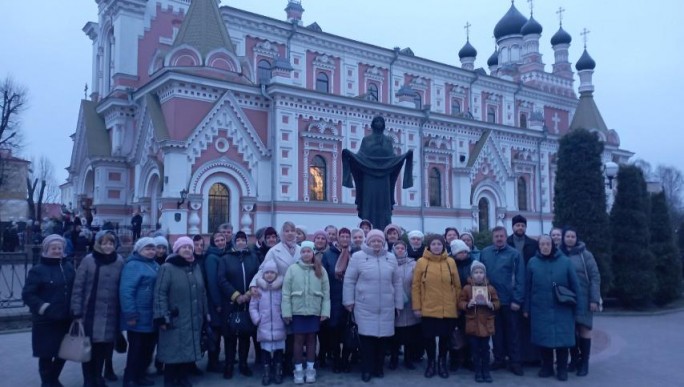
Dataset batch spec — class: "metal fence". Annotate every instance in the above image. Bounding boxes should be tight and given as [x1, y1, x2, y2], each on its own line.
[0, 252, 32, 309]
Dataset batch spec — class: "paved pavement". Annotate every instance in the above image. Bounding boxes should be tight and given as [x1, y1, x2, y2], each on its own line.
[1, 311, 683, 387]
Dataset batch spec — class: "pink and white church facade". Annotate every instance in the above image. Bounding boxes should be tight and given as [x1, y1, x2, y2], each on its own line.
[61, 0, 632, 238]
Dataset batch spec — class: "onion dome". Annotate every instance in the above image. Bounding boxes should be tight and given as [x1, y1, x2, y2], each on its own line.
[551, 26, 572, 45]
[493, 3, 528, 39]
[521, 15, 543, 35]
[487, 49, 499, 66]
[458, 40, 477, 59]
[575, 49, 596, 71]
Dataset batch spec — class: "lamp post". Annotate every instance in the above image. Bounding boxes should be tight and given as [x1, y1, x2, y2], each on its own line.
[177, 189, 188, 209]
[604, 161, 619, 212]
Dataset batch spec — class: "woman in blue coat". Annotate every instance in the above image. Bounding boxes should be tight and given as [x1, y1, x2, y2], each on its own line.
[22, 235, 75, 387]
[119, 237, 159, 387]
[524, 235, 580, 381]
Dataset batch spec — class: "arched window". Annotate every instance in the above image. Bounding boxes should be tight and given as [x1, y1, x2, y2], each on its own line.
[257, 59, 272, 84]
[478, 197, 490, 231]
[316, 72, 329, 93]
[367, 83, 379, 102]
[428, 167, 442, 207]
[487, 107, 496, 123]
[413, 91, 422, 109]
[520, 113, 528, 128]
[518, 176, 528, 211]
[452, 99, 461, 115]
[309, 155, 327, 201]
[208, 183, 230, 234]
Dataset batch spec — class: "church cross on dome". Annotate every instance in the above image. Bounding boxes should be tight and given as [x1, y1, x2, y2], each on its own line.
[527, 0, 534, 15]
[556, 6, 566, 26]
[464, 21, 472, 40]
[580, 28, 591, 48]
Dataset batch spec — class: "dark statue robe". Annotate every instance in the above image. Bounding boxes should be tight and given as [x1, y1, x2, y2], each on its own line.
[342, 131, 413, 230]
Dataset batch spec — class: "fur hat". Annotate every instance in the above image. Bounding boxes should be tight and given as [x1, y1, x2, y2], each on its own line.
[407, 230, 424, 239]
[384, 223, 401, 236]
[470, 260, 486, 274]
[41, 234, 66, 256]
[512, 214, 527, 227]
[262, 259, 278, 274]
[235, 231, 247, 241]
[366, 229, 385, 244]
[300, 241, 315, 251]
[172, 236, 194, 253]
[134, 237, 157, 253]
[313, 230, 328, 242]
[450, 239, 470, 255]
[154, 236, 169, 249]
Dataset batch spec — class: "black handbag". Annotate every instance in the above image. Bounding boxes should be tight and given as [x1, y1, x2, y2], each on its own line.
[200, 321, 217, 353]
[553, 282, 577, 306]
[450, 326, 466, 350]
[228, 305, 256, 335]
[343, 313, 360, 351]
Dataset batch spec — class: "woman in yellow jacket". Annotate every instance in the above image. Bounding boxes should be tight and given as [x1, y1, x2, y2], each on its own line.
[412, 234, 461, 379]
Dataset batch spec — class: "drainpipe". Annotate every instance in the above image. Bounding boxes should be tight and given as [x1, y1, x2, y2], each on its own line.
[260, 84, 277, 226]
[537, 125, 547, 234]
[419, 107, 430, 231]
[286, 21, 298, 60]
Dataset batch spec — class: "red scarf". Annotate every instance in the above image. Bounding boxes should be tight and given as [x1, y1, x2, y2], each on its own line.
[335, 246, 351, 280]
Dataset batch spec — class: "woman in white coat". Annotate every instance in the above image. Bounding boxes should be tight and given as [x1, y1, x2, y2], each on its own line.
[343, 229, 403, 383]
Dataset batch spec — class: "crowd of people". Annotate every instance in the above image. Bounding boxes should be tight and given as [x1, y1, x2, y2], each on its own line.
[22, 214, 602, 386]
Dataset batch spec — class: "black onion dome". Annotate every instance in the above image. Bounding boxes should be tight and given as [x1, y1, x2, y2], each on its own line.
[487, 49, 499, 66]
[493, 4, 528, 39]
[575, 49, 596, 70]
[458, 40, 477, 59]
[551, 26, 572, 45]
[521, 15, 543, 35]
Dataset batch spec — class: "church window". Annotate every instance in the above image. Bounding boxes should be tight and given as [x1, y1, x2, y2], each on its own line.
[309, 155, 327, 201]
[316, 72, 329, 93]
[367, 83, 379, 102]
[487, 107, 496, 123]
[428, 167, 442, 207]
[257, 59, 272, 84]
[414, 91, 422, 109]
[208, 183, 230, 233]
[478, 197, 490, 231]
[518, 176, 528, 211]
[452, 99, 461, 115]
[520, 113, 528, 128]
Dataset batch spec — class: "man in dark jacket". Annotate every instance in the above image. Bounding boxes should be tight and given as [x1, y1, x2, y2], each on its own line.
[480, 226, 525, 376]
[130, 212, 143, 241]
[506, 214, 540, 365]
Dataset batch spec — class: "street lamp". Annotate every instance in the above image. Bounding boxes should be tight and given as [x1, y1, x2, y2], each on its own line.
[604, 161, 619, 189]
[177, 189, 188, 209]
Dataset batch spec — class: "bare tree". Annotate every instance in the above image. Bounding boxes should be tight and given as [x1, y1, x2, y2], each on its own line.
[26, 156, 60, 222]
[656, 165, 684, 224]
[0, 77, 27, 188]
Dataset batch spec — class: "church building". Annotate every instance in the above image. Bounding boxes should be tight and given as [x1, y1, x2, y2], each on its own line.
[61, 0, 632, 238]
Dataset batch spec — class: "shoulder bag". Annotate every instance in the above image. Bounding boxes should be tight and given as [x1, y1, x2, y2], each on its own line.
[58, 320, 92, 362]
[553, 282, 577, 306]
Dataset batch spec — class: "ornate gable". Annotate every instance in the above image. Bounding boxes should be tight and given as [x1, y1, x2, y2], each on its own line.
[185, 91, 269, 169]
[467, 130, 513, 188]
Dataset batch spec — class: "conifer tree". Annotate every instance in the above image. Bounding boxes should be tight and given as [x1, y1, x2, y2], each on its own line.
[650, 191, 683, 305]
[553, 129, 612, 293]
[610, 165, 656, 307]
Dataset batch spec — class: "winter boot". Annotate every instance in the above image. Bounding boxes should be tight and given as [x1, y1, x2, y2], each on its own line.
[104, 357, 118, 381]
[207, 350, 223, 373]
[568, 342, 580, 372]
[273, 350, 284, 385]
[437, 356, 449, 378]
[577, 338, 591, 376]
[474, 360, 484, 383]
[538, 347, 555, 378]
[262, 351, 273, 386]
[482, 358, 493, 383]
[388, 353, 399, 370]
[424, 359, 436, 378]
[556, 348, 569, 381]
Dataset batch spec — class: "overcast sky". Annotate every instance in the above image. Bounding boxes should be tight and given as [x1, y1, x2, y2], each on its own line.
[1, 0, 682, 185]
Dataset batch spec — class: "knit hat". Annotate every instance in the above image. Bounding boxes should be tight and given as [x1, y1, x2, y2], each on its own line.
[384, 223, 401, 236]
[300, 241, 315, 252]
[471, 260, 486, 274]
[450, 239, 470, 255]
[408, 230, 424, 239]
[172, 236, 194, 253]
[235, 231, 247, 242]
[41, 234, 66, 255]
[154, 236, 169, 249]
[134, 237, 157, 253]
[264, 227, 278, 238]
[365, 229, 385, 244]
[313, 230, 328, 242]
[262, 259, 278, 274]
[512, 214, 527, 227]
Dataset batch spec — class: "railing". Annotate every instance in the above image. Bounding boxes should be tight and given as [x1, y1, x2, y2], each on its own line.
[0, 252, 32, 309]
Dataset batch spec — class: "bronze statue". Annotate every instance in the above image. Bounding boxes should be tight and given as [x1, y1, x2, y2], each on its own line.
[342, 116, 413, 230]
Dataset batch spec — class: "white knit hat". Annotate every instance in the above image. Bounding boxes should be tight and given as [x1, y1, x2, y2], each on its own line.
[450, 239, 470, 255]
